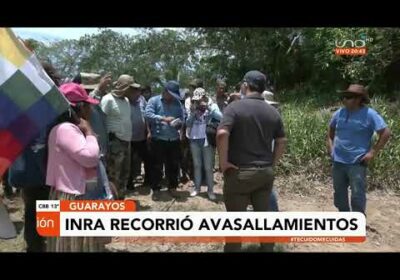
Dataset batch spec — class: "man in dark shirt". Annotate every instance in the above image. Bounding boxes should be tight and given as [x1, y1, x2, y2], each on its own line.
[217, 70, 287, 252]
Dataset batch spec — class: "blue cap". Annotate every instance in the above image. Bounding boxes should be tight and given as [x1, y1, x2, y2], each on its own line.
[164, 80, 183, 100]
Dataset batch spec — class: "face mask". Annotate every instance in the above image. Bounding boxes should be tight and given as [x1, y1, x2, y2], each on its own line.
[198, 105, 207, 113]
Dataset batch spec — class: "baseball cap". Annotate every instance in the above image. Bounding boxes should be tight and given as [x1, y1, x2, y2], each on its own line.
[164, 80, 183, 100]
[243, 70, 267, 93]
[192, 87, 207, 101]
[59, 83, 100, 106]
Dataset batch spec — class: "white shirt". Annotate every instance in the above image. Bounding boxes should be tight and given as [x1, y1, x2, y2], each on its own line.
[184, 97, 192, 115]
[184, 97, 214, 138]
[189, 113, 207, 140]
[184, 97, 192, 138]
[100, 93, 132, 142]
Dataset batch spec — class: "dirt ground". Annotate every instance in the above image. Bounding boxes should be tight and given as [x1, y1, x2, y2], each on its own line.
[1, 172, 400, 252]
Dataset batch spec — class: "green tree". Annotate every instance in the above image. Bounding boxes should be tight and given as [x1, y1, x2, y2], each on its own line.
[34, 38, 89, 79]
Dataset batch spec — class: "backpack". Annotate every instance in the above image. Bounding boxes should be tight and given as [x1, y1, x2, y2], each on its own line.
[206, 117, 220, 147]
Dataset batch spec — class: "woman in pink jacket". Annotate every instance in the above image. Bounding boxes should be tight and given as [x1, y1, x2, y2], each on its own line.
[46, 83, 100, 252]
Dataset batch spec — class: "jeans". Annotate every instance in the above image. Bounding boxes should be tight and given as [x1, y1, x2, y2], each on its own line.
[189, 139, 215, 193]
[332, 162, 367, 214]
[150, 139, 181, 190]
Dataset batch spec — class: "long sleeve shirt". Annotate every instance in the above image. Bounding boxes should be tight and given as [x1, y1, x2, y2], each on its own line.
[46, 122, 100, 195]
[145, 95, 184, 141]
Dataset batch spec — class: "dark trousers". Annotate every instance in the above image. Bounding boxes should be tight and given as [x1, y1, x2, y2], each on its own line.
[131, 155, 141, 178]
[106, 136, 131, 199]
[128, 140, 152, 187]
[22, 186, 50, 252]
[150, 139, 180, 190]
[180, 136, 194, 180]
[2, 169, 13, 197]
[223, 166, 274, 252]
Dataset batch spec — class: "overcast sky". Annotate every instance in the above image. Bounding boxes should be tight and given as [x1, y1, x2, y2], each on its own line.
[12, 28, 181, 40]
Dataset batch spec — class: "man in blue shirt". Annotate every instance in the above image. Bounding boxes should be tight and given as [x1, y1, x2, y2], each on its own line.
[327, 84, 391, 214]
[145, 81, 184, 200]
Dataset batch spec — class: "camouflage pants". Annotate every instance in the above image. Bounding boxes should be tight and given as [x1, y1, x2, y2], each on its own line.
[106, 137, 131, 199]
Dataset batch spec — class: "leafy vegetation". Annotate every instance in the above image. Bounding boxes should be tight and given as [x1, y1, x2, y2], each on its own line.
[26, 27, 400, 190]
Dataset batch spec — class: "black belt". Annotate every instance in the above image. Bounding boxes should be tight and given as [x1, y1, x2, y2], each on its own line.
[239, 164, 272, 168]
[155, 138, 179, 142]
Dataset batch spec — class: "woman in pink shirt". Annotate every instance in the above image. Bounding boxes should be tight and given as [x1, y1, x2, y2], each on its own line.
[46, 83, 100, 252]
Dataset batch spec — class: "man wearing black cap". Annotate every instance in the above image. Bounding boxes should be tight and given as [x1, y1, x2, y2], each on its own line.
[327, 84, 391, 215]
[145, 81, 185, 200]
[217, 70, 287, 252]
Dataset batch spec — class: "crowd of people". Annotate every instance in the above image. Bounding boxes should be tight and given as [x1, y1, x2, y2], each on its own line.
[0, 61, 391, 253]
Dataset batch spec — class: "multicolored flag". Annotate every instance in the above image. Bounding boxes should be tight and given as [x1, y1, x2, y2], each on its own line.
[0, 28, 70, 176]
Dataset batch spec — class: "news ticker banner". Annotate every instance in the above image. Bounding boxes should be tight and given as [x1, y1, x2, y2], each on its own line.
[37, 200, 366, 243]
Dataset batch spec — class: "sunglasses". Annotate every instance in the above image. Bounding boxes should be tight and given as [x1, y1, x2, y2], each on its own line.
[342, 95, 358, 100]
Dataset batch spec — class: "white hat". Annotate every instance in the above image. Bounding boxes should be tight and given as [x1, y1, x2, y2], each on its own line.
[263, 90, 274, 101]
[192, 87, 207, 101]
[263, 90, 279, 106]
